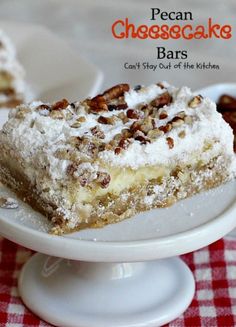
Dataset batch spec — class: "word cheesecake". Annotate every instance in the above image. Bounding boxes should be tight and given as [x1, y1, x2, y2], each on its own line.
[0, 83, 235, 234]
[112, 8, 232, 40]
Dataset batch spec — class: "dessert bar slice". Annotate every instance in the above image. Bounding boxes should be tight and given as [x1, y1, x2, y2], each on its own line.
[0, 29, 26, 107]
[0, 83, 235, 234]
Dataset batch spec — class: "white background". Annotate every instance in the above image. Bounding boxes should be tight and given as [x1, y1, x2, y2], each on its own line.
[0, 0, 235, 91]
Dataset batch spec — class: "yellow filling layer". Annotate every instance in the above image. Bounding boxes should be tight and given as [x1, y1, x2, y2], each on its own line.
[69, 165, 170, 203]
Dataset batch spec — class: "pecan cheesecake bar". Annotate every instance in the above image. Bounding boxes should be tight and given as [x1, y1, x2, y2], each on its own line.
[0, 83, 235, 234]
[0, 29, 26, 107]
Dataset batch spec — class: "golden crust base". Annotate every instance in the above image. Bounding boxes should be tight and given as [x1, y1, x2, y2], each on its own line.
[0, 155, 231, 235]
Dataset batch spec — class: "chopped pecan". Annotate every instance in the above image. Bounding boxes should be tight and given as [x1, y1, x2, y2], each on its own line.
[116, 103, 128, 110]
[77, 116, 86, 123]
[50, 110, 64, 120]
[141, 117, 155, 134]
[130, 121, 142, 133]
[105, 143, 113, 151]
[97, 172, 111, 188]
[151, 92, 172, 109]
[36, 104, 51, 111]
[159, 123, 172, 133]
[134, 131, 151, 144]
[75, 137, 98, 157]
[184, 116, 193, 124]
[147, 128, 164, 139]
[107, 103, 128, 111]
[114, 147, 121, 154]
[89, 96, 108, 113]
[178, 130, 186, 138]
[15, 108, 31, 119]
[71, 121, 81, 128]
[52, 99, 69, 111]
[121, 128, 132, 138]
[67, 163, 78, 176]
[113, 133, 122, 141]
[126, 109, 140, 119]
[159, 110, 168, 119]
[118, 137, 131, 149]
[118, 112, 129, 123]
[91, 126, 105, 139]
[107, 104, 117, 111]
[78, 172, 91, 187]
[166, 137, 174, 149]
[98, 115, 114, 125]
[89, 84, 129, 113]
[188, 95, 202, 108]
[175, 111, 186, 119]
[171, 117, 184, 127]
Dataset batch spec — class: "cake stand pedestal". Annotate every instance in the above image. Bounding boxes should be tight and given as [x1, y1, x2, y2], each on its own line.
[0, 181, 236, 326]
[19, 255, 194, 327]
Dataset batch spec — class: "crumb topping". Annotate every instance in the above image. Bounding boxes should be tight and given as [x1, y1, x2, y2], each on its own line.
[1, 82, 235, 189]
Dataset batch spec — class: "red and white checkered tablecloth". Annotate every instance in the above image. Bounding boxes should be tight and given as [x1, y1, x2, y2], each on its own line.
[0, 236, 236, 327]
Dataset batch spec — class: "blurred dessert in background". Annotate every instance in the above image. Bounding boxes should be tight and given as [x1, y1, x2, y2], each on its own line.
[217, 94, 236, 152]
[0, 29, 26, 107]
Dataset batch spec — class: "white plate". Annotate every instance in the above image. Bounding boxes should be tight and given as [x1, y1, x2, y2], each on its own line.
[0, 180, 235, 262]
[197, 83, 236, 102]
[0, 20, 103, 127]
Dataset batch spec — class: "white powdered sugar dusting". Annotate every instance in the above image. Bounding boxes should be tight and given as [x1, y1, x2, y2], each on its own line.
[0, 82, 235, 185]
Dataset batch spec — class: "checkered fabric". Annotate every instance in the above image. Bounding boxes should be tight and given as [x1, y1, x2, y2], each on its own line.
[0, 236, 236, 327]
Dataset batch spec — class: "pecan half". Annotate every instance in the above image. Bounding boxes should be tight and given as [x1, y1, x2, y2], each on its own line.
[89, 96, 108, 113]
[102, 84, 130, 101]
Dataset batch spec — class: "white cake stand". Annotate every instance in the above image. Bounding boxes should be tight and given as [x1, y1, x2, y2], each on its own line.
[0, 181, 236, 327]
